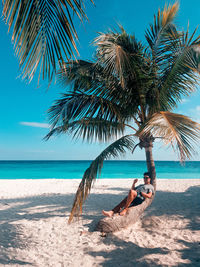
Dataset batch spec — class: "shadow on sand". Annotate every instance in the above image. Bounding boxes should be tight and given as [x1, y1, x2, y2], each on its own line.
[0, 184, 199, 266]
[86, 184, 200, 266]
[0, 193, 74, 265]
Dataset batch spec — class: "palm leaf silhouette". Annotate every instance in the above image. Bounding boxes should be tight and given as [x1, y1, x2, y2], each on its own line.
[68, 134, 135, 223]
[2, 0, 93, 82]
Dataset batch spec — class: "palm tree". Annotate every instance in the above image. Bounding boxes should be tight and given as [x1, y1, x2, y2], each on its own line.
[2, 0, 93, 83]
[45, 3, 200, 230]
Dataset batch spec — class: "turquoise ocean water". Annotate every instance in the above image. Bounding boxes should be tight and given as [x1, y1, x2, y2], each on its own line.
[0, 160, 200, 179]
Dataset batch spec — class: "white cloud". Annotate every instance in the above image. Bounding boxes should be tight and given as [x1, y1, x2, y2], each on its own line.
[181, 98, 189, 104]
[28, 150, 54, 153]
[20, 122, 50, 128]
[188, 106, 200, 122]
[190, 105, 200, 115]
[195, 106, 200, 112]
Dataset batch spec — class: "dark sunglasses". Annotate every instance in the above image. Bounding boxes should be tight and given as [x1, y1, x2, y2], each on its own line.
[144, 176, 150, 179]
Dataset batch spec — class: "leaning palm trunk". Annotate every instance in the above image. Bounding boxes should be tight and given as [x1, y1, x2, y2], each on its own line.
[96, 198, 154, 233]
[96, 142, 156, 233]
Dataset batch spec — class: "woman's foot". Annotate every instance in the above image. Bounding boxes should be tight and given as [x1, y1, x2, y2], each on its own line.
[119, 208, 128, 216]
[102, 210, 114, 217]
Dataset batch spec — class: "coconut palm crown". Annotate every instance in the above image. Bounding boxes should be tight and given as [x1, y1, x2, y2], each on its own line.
[45, 3, 200, 223]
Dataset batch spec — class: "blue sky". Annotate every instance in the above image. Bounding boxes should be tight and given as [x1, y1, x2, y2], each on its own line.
[1, 0, 200, 160]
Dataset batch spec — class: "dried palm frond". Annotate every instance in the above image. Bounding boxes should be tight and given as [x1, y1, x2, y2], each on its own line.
[68, 134, 135, 223]
[141, 111, 200, 161]
[145, 2, 179, 53]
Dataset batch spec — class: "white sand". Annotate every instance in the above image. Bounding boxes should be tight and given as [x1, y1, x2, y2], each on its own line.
[0, 179, 200, 267]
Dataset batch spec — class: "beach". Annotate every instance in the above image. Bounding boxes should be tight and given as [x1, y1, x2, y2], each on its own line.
[0, 179, 200, 266]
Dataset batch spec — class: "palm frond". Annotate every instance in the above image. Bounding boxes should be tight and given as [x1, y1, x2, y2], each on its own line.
[57, 60, 144, 119]
[93, 29, 154, 121]
[68, 134, 136, 223]
[44, 118, 126, 142]
[158, 29, 200, 110]
[57, 60, 121, 99]
[2, 0, 92, 83]
[141, 111, 200, 161]
[47, 91, 125, 130]
[144, 3, 182, 115]
[57, 60, 95, 88]
[94, 27, 145, 88]
[145, 2, 179, 53]
[57, 60, 127, 105]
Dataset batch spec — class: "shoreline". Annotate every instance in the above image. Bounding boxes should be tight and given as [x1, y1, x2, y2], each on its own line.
[1, 177, 200, 180]
[1, 161, 200, 180]
[0, 179, 200, 266]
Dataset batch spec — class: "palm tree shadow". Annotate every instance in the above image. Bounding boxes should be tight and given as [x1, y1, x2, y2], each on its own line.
[89, 235, 172, 267]
[0, 194, 74, 233]
[0, 184, 199, 266]
[88, 234, 169, 266]
[177, 240, 200, 266]
[0, 223, 33, 265]
[84, 184, 200, 266]
[0, 222, 25, 249]
[0, 193, 75, 265]
[0, 256, 32, 266]
[87, 237, 200, 266]
[144, 185, 200, 231]
[0, 191, 127, 265]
